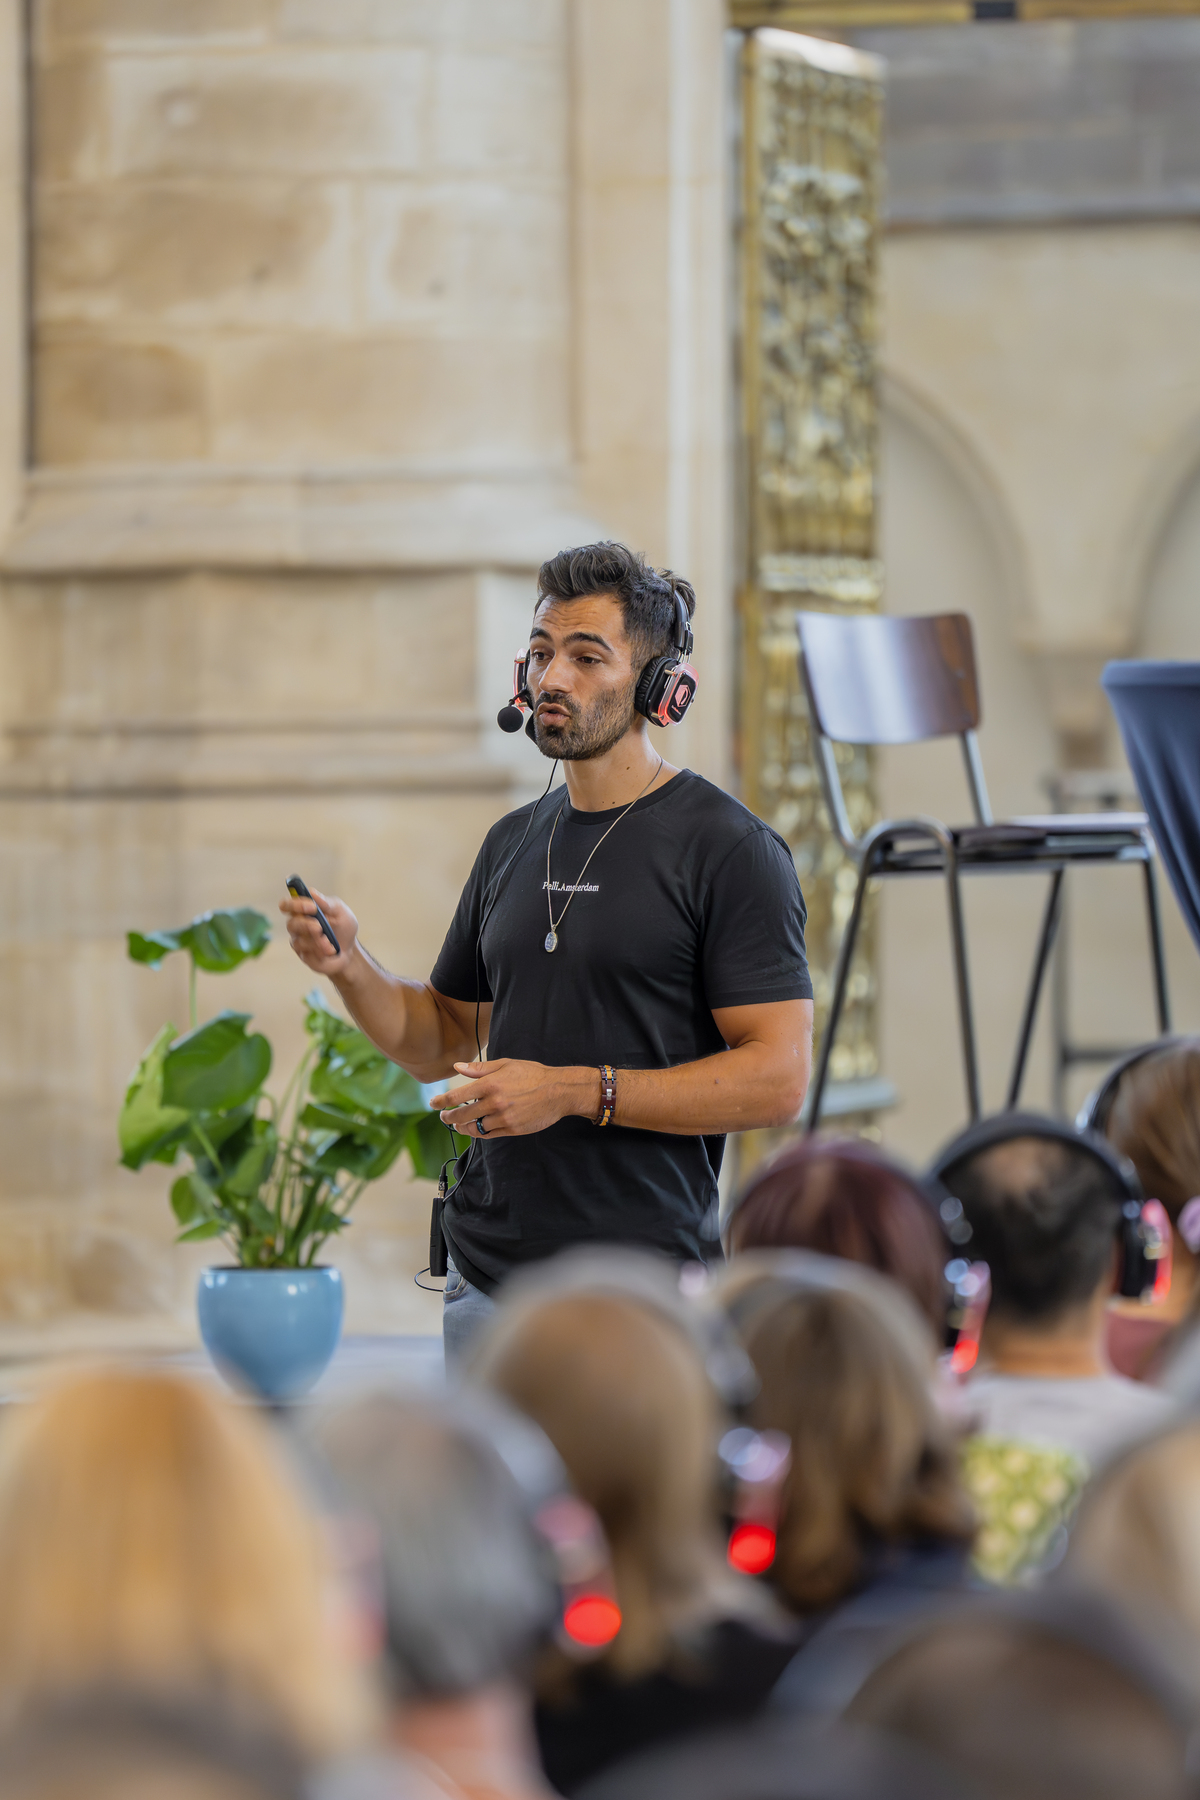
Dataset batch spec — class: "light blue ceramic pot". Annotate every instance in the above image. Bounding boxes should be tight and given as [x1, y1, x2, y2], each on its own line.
[197, 1267, 344, 1401]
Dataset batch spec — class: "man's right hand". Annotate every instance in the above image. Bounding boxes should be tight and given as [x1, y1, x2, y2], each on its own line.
[279, 886, 359, 979]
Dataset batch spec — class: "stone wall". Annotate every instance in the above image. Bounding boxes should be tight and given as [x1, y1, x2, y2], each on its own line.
[32, 0, 570, 468]
[866, 21, 1200, 1148]
[0, 0, 730, 1350]
[0, 0, 586, 1344]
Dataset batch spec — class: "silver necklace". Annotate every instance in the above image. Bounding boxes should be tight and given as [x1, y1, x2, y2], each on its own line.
[543, 757, 664, 953]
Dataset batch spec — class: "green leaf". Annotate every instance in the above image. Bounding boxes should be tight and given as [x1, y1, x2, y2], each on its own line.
[407, 1110, 469, 1181]
[127, 929, 185, 969]
[303, 988, 345, 1047]
[299, 1101, 394, 1149]
[244, 1197, 279, 1237]
[309, 1136, 381, 1179]
[176, 1218, 225, 1243]
[127, 908, 271, 974]
[186, 1102, 256, 1158]
[169, 1172, 219, 1226]
[310, 1037, 426, 1118]
[219, 1118, 278, 1200]
[161, 1012, 272, 1113]
[184, 908, 271, 974]
[307, 1205, 350, 1239]
[118, 1025, 190, 1170]
[304, 991, 426, 1117]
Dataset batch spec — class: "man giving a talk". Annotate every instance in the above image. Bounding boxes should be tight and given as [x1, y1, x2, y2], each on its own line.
[282, 541, 813, 1359]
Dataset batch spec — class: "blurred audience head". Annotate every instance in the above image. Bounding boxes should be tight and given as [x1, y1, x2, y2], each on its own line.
[0, 1691, 306, 1800]
[0, 1370, 358, 1754]
[726, 1136, 949, 1334]
[468, 1251, 748, 1678]
[1066, 1420, 1200, 1669]
[311, 1389, 562, 1703]
[847, 1593, 1198, 1800]
[311, 1389, 568, 1800]
[573, 1715, 975, 1800]
[1103, 1040, 1200, 1238]
[717, 1254, 973, 1613]
[937, 1130, 1125, 1326]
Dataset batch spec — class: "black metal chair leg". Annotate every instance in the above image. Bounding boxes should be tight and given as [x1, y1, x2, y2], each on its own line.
[943, 850, 981, 1121]
[805, 855, 872, 1135]
[1006, 868, 1064, 1111]
[1051, 873, 1070, 1119]
[1142, 855, 1172, 1034]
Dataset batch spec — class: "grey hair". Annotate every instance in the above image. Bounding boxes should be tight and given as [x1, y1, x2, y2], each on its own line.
[311, 1391, 561, 1699]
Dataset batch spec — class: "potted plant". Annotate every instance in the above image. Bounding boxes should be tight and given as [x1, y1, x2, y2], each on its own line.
[118, 906, 465, 1399]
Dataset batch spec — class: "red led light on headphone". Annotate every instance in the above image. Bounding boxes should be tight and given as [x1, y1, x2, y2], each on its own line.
[563, 1594, 623, 1648]
[719, 1428, 789, 1580]
[728, 1522, 777, 1575]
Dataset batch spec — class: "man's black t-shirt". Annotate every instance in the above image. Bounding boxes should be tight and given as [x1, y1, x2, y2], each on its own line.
[429, 769, 812, 1292]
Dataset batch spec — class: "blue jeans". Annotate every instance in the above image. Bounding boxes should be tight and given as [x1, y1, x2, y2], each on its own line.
[442, 1257, 496, 1370]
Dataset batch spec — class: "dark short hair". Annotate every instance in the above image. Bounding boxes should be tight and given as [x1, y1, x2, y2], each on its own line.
[941, 1137, 1123, 1323]
[728, 1138, 948, 1334]
[536, 541, 695, 670]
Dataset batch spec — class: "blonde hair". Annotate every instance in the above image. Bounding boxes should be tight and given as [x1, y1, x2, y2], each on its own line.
[725, 1262, 973, 1612]
[470, 1289, 755, 1679]
[1066, 1422, 1200, 1661]
[0, 1370, 359, 1752]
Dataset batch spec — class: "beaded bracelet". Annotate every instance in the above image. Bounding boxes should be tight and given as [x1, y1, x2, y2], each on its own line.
[596, 1064, 616, 1128]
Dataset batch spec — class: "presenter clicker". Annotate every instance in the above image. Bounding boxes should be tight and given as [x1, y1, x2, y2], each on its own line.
[281, 541, 814, 1359]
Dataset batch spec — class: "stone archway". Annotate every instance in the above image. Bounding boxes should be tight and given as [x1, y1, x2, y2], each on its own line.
[874, 379, 1060, 1151]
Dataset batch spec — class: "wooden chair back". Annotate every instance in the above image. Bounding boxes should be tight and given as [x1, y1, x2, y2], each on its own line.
[797, 611, 981, 746]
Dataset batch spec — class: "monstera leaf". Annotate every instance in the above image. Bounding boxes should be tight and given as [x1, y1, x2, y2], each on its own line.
[305, 992, 426, 1117]
[408, 1108, 468, 1180]
[128, 907, 271, 973]
[161, 1012, 272, 1113]
[302, 992, 466, 1176]
[217, 1117, 279, 1199]
[118, 1024, 191, 1170]
[122, 962, 463, 1271]
[300, 1100, 411, 1182]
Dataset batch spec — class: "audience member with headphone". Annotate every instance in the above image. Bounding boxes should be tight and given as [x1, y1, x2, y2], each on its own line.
[281, 541, 814, 1361]
[930, 1112, 1177, 1473]
[1080, 1035, 1200, 1383]
[310, 1386, 617, 1800]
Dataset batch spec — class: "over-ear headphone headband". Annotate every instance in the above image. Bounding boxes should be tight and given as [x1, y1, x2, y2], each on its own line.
[929, 1111, 1158, 1304]
[1076, 1036, 1191, 1136]
[930, 1111, 1142, 1202]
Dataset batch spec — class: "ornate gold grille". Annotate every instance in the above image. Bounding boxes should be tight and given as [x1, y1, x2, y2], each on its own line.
[736, 30, 886, 1159]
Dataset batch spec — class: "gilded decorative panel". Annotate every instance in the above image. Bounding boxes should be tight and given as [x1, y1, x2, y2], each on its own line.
[736, 30, 886, 1153]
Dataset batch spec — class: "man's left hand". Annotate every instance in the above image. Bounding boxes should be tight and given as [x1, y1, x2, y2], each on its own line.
[432, 1060, 595, 1138]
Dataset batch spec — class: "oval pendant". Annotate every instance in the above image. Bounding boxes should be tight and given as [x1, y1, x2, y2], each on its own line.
[544, 930, 558, 953]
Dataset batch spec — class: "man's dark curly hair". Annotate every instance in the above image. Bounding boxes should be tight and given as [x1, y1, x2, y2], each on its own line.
[536, 541, 695, 672]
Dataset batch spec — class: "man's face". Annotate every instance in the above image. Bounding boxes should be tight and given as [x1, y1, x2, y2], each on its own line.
[526, 592, 640, 760]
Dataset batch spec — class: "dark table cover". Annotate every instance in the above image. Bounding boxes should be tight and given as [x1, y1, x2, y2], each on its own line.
[1103, 660, 1200, 954]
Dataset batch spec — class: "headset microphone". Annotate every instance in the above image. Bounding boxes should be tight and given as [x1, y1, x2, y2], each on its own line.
[496, 703, 525, 733]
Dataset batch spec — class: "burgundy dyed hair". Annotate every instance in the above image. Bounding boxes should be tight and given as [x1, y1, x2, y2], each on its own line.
[728, 1138, 948, 1333]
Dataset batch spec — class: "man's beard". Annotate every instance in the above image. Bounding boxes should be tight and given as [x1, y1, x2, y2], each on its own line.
[533, 685, 637, 760]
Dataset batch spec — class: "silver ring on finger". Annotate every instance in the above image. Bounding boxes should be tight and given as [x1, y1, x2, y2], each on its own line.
[476, 1116, 490, 1136]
